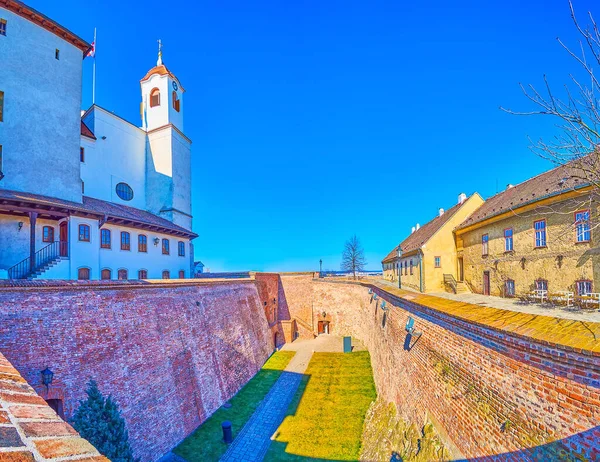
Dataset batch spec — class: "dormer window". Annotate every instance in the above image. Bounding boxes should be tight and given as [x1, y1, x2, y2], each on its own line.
[150, 88, 160, 107]
[172, 91, 180, 112]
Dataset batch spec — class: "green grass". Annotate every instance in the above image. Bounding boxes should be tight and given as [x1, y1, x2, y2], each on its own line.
[173, 350, 295, 462]
[265, 351, 377, 461]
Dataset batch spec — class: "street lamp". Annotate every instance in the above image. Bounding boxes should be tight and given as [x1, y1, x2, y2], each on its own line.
[319, 259, 323, 278]
[397, 245, 402, 289]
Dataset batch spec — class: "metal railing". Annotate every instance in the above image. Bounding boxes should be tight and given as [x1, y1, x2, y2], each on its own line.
[443, 274, 457, 294]
[8, 241, 68, 279]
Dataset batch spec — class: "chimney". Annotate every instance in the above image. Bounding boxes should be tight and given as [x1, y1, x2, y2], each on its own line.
[411, 226, 416, 234]
[506, 184, 513, 190]
[438, 208, 444, 217]
[458, 193, 467, 204]
[416, 223, 420, 230]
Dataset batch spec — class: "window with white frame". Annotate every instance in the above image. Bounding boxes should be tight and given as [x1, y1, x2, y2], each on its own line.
[575, 210, 591, 242]
[505, 279, 515, 297]
[576, 280, 593, 296]
[482, 234, 489, 256]
[534, 220, 546, 247]
[504, 228, 513, 252]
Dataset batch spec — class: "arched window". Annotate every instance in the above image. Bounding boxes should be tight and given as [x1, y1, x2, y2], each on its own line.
[178, 241, 185, 257]
[121, 231, 131, 251]
[162, 238, 170, 255]
[162, 270, 170, 279]
[178, 270, 185, 279]
[118, 269, 128, 280]
[101, 269, 112, 280]
[150, 88, 160, 107]
[78, 268, 90, 280]
[172, 91, 180, 112]
[42, 226, 54, 243]
[138, 234, 147, 252]
[138, 269, 148, 279]
[78, 224, 90, 242]
[101, 229, 111, 249]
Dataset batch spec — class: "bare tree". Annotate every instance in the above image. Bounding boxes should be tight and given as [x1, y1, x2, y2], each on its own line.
[501, 1, 600, 231]
[341, 235, 367, 279]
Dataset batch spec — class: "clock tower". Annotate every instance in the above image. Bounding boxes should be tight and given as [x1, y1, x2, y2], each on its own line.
[141, 42, 192, 231]
[140, 40, 185, 133]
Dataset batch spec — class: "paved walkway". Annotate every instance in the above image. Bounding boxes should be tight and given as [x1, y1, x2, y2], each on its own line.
[220, 335, 349, 462]
[377, 279, 600, 323]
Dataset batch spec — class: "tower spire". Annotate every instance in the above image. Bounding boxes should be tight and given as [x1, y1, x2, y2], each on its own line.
[157, 39, 163, 66]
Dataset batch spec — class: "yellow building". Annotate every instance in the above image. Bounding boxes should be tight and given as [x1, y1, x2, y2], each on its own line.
[382, 193, 484, 293]
[455, 160, 599, 297]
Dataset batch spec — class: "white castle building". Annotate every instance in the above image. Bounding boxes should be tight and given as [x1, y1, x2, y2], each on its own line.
[0, 1, 196, 280]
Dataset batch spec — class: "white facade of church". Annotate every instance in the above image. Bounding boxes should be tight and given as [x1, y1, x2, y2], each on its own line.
[0, 2, 196, 280]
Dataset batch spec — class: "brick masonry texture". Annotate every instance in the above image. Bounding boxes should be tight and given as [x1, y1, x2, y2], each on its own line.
[0, 351, 107, 462]
[0, 279, 275, 462]
[278, 275, 600, 461]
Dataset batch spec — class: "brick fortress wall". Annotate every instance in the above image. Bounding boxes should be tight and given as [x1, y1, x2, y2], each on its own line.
[0, 279, 276, 461]
[279, 274, 600, 461]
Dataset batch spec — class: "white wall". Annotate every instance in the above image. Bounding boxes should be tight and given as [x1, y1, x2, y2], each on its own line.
[141, 72, 184, 132]
[0, 8, 84, 202]
[81, 107, 147, 209]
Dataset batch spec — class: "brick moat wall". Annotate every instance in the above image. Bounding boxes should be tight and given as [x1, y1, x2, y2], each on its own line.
[280, 275, 600, 461]
[0, 280, 274, 462]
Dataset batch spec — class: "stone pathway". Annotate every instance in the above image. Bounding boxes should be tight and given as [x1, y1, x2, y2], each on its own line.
[219, 335, 350, 462]
[377, 279, 600, 323]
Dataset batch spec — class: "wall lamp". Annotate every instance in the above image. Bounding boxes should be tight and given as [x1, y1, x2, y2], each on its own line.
[373, 294, 379, 301]
[380, 301, 388, 311]
[321, 311, 327, 318]
[18, 222, 24, 231]
[153, 237, 160, 246]
[41, 367, 54, 390]
[368, 288, 373, 295]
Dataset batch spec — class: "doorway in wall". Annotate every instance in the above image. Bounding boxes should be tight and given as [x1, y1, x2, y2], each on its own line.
[45, 398, 65, 419]
[483, 271, 491, 295]
[317, 321, 330, 335]
[458, 257, 464, 282]
[59, 221, 68, 257]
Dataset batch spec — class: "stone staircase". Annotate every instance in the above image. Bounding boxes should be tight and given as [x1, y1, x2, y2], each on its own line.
[27, 256, 67, 279]
[455, 281, 471, 294]
[443, 274, 471, 294]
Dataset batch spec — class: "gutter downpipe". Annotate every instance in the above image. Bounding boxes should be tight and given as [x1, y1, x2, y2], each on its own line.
[419, 249, 424, 293]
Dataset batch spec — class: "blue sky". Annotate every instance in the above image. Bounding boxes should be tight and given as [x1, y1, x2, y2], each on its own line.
[29, 0, 597, 271]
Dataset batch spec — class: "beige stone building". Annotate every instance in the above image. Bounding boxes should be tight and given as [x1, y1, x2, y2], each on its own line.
[382, 193, 484, 293]
[455, 160, 599, 297]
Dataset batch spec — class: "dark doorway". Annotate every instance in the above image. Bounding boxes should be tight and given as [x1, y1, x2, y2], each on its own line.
[317, 321, 330, 335]
[483, 271, 491, 295]
[45, 398, 65, 419]
[273, 332, 279, 349]
[458, 257, 464, 282]
[59, 221, 68, 257]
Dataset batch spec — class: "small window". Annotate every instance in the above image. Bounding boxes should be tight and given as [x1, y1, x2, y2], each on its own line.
[101, 269, 111, 280]
[173, 91, 180, 112]
[178, 241, 185, 257]
[101, 229, 111, 249]
[535, 279, 548, 291]
[118, 269, 128, 280]
[138, 269, 148, 279]
[504, 228, 513, 252]
[410, 259, 413, 275]
[150, 88, 160, 107]
[0, 90, 4, 122]
[138, 234, 147, 252]
[80, 147, 85, 163]
[482, 234, 489, 256]
[575, 210, 591, 243]
[78, 268, 90, 280]
[534, 220, 547, 247]
[79, 224, 90, 242]
[162, 238, 169, 255]
[121, 231, 131, 251]
[82, 181, 85, 194]
[162, 270, 170, 279]
[42, 226, 54, 243]
[434, 256, 441, 268]
[55, 49, 60, 60]
[0, 19, 6, 36]
[115, 182, 133, 201]
[576, 280, 593, 296]
[178, 270, 185, 279]
[505, 279, 515, 297]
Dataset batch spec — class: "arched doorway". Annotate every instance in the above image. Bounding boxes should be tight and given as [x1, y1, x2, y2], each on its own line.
[317, 321, 330, 335]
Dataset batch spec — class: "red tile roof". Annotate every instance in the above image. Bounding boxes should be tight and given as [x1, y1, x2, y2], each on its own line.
[80, 120, 96, 139]
[0, 189, 197, 238]
[455, 155, 598, 232]
[382, 198, 469, 263]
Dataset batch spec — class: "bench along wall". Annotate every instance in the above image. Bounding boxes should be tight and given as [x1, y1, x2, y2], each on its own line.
[0, 280, 275, 461]
[279, 275, 600, 461]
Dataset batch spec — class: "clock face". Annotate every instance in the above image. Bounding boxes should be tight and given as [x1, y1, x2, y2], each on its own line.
[172, 81, 178, 91]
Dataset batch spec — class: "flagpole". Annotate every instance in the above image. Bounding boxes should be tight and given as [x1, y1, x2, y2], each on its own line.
[92, 27, 96, 105]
